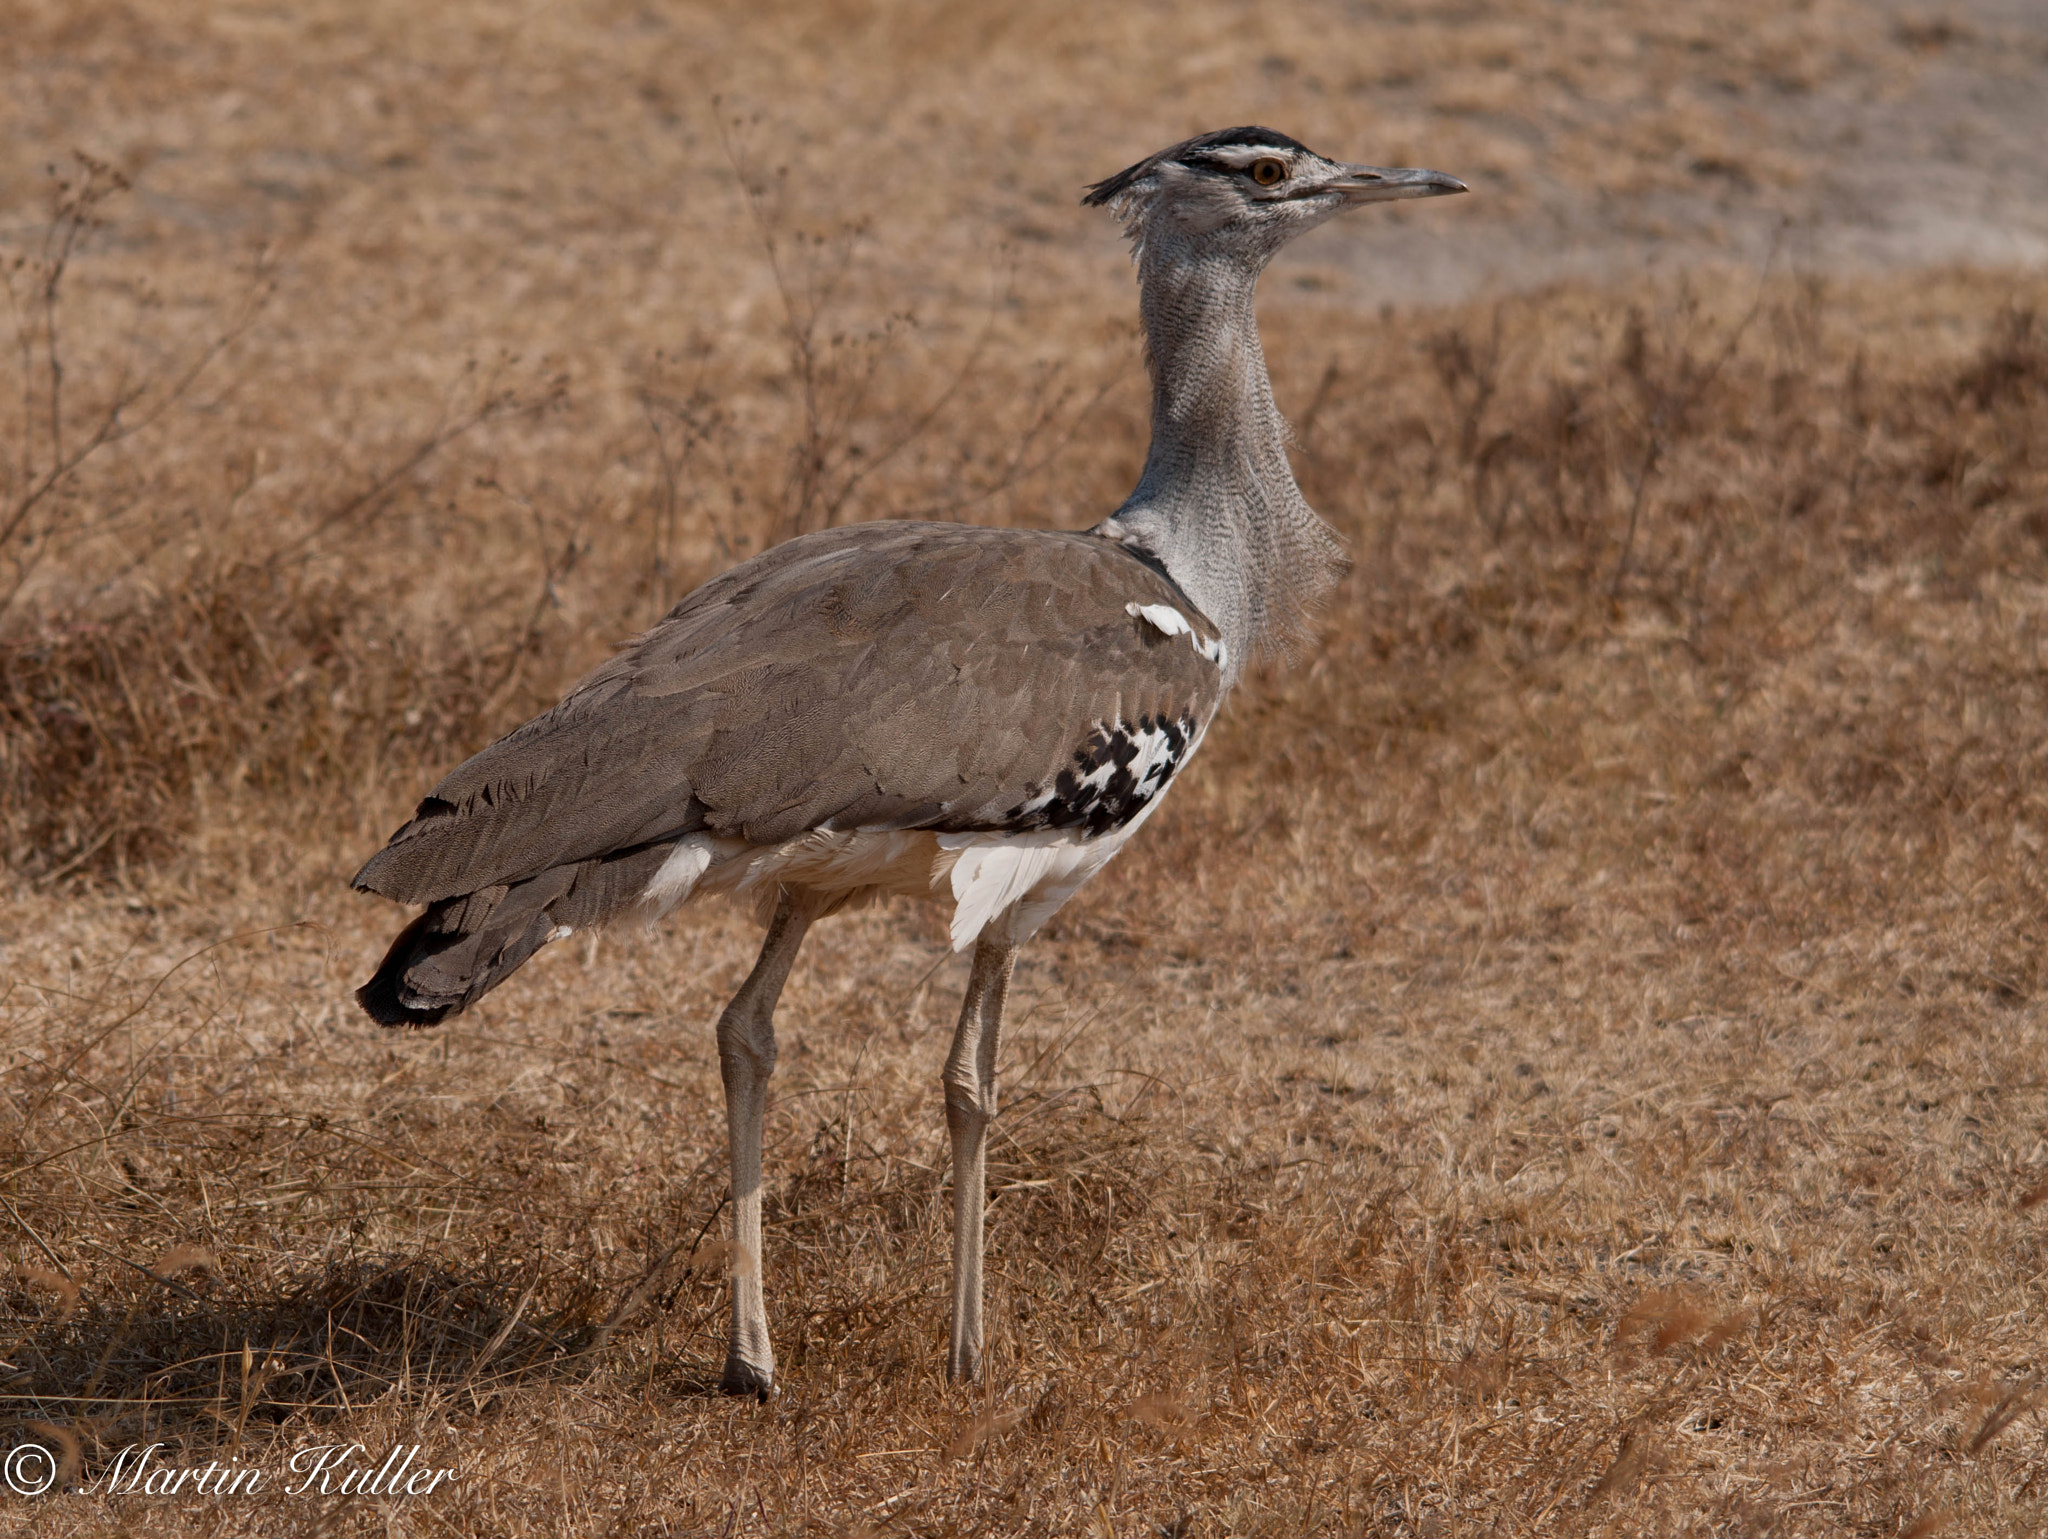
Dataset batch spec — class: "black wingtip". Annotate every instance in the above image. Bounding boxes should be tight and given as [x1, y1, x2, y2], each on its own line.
[354, 975, 455, 1029]
[354, 909, 459, 1029]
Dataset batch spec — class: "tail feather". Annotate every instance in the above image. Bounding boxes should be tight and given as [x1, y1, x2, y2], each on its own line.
[354, 842, 676, 1027]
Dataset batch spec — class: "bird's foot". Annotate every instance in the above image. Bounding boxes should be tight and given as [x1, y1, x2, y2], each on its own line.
[719, 1355, 775, 1403]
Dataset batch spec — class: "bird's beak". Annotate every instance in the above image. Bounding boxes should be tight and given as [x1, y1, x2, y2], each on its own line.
[1320, 164, 1468, 205]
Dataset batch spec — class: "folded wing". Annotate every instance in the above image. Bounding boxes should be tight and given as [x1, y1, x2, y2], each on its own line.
[351, 522, 1227, 1023]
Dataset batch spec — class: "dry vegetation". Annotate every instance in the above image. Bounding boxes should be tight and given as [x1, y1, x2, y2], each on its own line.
[5, 1, 2048, 1534]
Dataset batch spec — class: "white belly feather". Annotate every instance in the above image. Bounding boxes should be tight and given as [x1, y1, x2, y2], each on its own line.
[635, 808, 1160, 951]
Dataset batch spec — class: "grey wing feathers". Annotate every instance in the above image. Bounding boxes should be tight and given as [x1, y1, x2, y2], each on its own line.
[351, 523, 1225, 1025]
[355, 522, 1225, 906]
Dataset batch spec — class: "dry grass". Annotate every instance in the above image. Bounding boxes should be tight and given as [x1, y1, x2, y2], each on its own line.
[5, 2, 2048, 1533]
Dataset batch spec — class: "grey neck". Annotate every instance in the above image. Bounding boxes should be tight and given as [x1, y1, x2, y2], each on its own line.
[1096, 241, 1342, 679]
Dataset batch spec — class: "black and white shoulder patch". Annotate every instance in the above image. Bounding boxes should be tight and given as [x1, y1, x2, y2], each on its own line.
[1003, 712, 1199, 838]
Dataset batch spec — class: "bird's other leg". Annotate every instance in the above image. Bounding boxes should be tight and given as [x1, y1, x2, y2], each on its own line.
[717, 889, 816, 1401]
[943, 926, 1019, 1383]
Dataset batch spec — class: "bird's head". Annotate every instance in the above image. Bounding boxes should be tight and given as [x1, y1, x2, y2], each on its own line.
[1083, 126, 1465, 267]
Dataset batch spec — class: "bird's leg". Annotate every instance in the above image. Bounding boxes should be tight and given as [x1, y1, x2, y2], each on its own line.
[716, 890, 815, 1400]
[943, 927, 1019, 1382]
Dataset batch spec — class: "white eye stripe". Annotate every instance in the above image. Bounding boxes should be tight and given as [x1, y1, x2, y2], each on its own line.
[1198, 145, 1298, 171]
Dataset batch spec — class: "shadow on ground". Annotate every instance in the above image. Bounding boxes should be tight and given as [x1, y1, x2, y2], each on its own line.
[1, 1245, 734, 1477]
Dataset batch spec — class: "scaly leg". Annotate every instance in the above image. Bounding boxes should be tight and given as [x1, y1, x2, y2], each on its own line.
[717, 891, 815, 1400]
[943, 927, 1019, 1382]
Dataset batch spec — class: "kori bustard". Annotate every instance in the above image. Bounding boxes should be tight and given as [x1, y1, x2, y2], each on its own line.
[352, 128, 1464, 1394]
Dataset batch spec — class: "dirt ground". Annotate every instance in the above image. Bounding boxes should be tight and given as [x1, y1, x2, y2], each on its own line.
[4, 2, 2048, 1535]
[1333, 0, 2048, 302]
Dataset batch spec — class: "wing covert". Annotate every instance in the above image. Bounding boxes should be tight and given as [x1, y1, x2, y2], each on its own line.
[353, 522, 1227, 903]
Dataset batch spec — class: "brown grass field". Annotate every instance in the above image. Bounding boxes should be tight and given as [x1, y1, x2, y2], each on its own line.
[5, 1, 2048, 1533]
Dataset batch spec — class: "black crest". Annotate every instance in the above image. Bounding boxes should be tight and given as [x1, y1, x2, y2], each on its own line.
[1082, 126, 1315, 207]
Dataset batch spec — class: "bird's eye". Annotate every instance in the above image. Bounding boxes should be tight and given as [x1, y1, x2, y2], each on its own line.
[1250, 158, 1287, 187]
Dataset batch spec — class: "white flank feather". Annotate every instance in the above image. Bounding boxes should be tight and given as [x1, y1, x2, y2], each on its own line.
[940, 832, 1075, 951]
[641, 836, 716, 917]
[939, 816, 1158, 951]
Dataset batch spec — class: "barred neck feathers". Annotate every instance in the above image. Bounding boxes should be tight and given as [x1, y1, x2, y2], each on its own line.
[1082, 128, 1465, 676]
[1101, 235, 1343, 676]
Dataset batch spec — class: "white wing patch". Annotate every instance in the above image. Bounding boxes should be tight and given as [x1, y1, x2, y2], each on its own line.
[1127, 600, 1192, 637]
[1127, 600, 1227, 668]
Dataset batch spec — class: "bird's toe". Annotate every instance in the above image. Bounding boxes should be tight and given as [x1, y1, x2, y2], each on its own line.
[719, 1356, 776, 1403]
